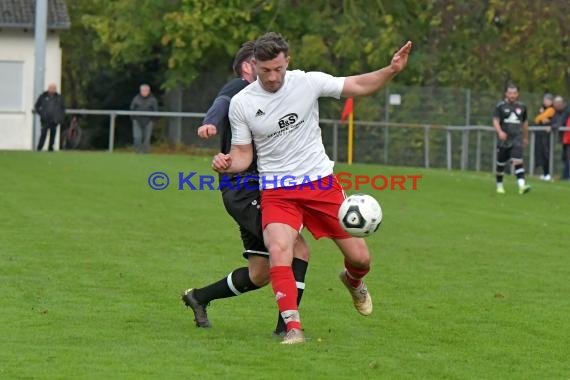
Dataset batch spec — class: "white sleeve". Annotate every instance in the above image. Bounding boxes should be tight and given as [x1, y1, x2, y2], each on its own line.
[229, 97, 252, 145]
[306, 71, 345, 99]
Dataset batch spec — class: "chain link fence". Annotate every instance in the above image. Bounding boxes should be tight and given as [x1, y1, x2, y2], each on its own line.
[66, 84, 568, 177]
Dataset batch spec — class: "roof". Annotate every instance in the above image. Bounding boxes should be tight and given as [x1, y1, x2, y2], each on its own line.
[0, 0, 70, 30]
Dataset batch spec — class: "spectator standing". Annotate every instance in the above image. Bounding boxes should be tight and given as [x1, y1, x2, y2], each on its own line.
[34, 83, 66, 152]
[130, 84, 158, 153]
[533, 93, 555, 181]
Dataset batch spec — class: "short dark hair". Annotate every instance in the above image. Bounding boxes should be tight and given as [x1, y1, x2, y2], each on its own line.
[505, 83, 519, 92]
[232, 41, 255, 76]
[254, 32, 289, 61]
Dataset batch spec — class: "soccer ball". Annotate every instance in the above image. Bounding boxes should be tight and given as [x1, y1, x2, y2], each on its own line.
[338, 194, 383, 238]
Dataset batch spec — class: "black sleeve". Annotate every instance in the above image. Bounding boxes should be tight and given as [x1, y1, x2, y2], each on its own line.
[203, 96, 230, 127]
[492, 104, 501, 120]
[34, 94, 43, 112]
[522, 105, 528, 123]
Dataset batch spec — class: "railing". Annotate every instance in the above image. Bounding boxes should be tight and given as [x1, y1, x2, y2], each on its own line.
[67, 109, 204, 152]
[66, 109, 569, 176]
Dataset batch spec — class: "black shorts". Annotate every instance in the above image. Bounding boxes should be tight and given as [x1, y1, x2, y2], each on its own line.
[221, 180, 268, 259]
[497, 136, 523, 162]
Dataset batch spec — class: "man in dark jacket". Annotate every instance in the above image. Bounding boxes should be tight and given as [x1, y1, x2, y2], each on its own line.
[34, 83, 66, 151]
[551, 96, 570, 179]
[130, 84, 158, 153]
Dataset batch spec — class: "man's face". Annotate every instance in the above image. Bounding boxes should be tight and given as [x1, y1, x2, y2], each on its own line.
[254, 52, 289, 93]
[140, 87, 150, 97]
[554, 100, 565, 111]
[47, 84, 57, 94]
[505, 88, 518, 103]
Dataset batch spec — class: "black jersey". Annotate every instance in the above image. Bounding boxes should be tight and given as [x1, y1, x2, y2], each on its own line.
[493, 100, 528, 137]
[202, 77, 257, 184]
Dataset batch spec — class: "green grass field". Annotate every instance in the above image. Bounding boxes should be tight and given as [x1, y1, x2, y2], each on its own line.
[1, 151, 569, 379]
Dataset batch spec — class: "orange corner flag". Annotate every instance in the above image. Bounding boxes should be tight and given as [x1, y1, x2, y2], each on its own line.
[340, 97, 354, 122]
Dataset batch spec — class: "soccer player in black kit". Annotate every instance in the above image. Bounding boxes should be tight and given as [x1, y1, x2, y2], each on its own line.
[492, 84, 531, 195]
[181, 41, 310, 337]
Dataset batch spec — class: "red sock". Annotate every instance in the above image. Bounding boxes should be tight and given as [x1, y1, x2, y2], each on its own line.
[270, 266, 301, 331]
[344, 259, 370, 288]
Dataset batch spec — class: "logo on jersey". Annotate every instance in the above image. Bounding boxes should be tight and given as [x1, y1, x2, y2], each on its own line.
[255, 109, 265, 117]
[278, 113, 298, 128]
[503, 112, 521, 124]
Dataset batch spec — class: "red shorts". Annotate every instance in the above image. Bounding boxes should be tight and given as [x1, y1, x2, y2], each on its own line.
[260, 175, 351, 240]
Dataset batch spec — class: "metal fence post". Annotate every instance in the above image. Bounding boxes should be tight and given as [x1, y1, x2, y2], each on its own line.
[529, 130, 536, 176]
[549, 129, 554, 178]
[475, 129, 482, 172]
[384, 88, 389, 164]
[332, 122, 338, 162]
[461, 89, 471, 170]
[109, 112, 116, 152]
[492, 133, 497, 172]
[424, 125, 430, 168]
[446, 129, 452, 170]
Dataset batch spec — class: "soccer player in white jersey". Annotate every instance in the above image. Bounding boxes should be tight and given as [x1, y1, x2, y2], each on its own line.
[213, 32, 412, 344]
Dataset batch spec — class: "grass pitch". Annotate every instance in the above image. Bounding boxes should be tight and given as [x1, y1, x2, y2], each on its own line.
[1, 151, 569, 379]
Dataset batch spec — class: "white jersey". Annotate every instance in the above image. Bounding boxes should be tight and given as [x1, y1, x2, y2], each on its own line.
[229, 70, 345, 189]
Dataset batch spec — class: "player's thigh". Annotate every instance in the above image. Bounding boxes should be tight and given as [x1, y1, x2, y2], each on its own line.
[260, 188, 303, 234]
[511, 144, 524, 163]
[496, 145, 511, 163]
[239, 225, 268, 258]
[301, 175, 352, 240]
[222, 187, 263, 241]
[293, 234, 310, 261]
[263, 223, 298, 266]
[333, 237, 371, 268]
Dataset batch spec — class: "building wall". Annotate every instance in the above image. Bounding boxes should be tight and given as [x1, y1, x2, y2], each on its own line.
[0, 30, 62, 150]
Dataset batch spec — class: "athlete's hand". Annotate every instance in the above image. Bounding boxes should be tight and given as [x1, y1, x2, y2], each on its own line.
[198, 124, 217, 139]
[390, 41, 413, 74]
[498, 131, 508, 141]
[546, 126, 552, 133]
[212, 153, 231, 172]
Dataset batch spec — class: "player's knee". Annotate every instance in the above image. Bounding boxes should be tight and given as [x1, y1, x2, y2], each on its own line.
[249, 267, 270, 287]
[248, 255, 270, 286]
[293, 237, 310, 261]
[348, 240, 371, 268]
[264, 237, 294, 264]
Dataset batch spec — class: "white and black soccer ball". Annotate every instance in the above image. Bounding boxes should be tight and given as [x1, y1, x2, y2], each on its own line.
[338, 194, 383, 238]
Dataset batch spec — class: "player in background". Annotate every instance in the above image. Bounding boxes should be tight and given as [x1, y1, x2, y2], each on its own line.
[213, 32, 412, 344]
[181, 41, 310, 337]
[492, 84, 531, 195]
[533, 93, 555, 181]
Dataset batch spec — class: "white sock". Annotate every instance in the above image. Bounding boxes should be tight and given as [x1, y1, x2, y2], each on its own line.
[497, 182, 504, 189]
[517, 178, 525, 188]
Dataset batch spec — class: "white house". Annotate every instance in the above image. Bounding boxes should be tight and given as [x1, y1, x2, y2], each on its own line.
[0, 0, 70, 150]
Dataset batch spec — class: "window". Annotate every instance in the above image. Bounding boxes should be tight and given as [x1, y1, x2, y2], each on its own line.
[0, 61, 24, 112]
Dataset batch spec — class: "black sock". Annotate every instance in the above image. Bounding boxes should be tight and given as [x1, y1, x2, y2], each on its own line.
[496, 162, 506, 184]
[274, 258, 309, 333]
[192, 267, 259, 305]
[514, 163, 525, 180]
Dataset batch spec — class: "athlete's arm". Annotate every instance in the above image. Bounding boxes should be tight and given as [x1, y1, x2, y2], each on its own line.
[197, 96, 231, 138]
[522, 120, 529, 146]
[492, 117, 507, 141]
[341, 41, 412, 97]
[212, 143, 253, 173]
